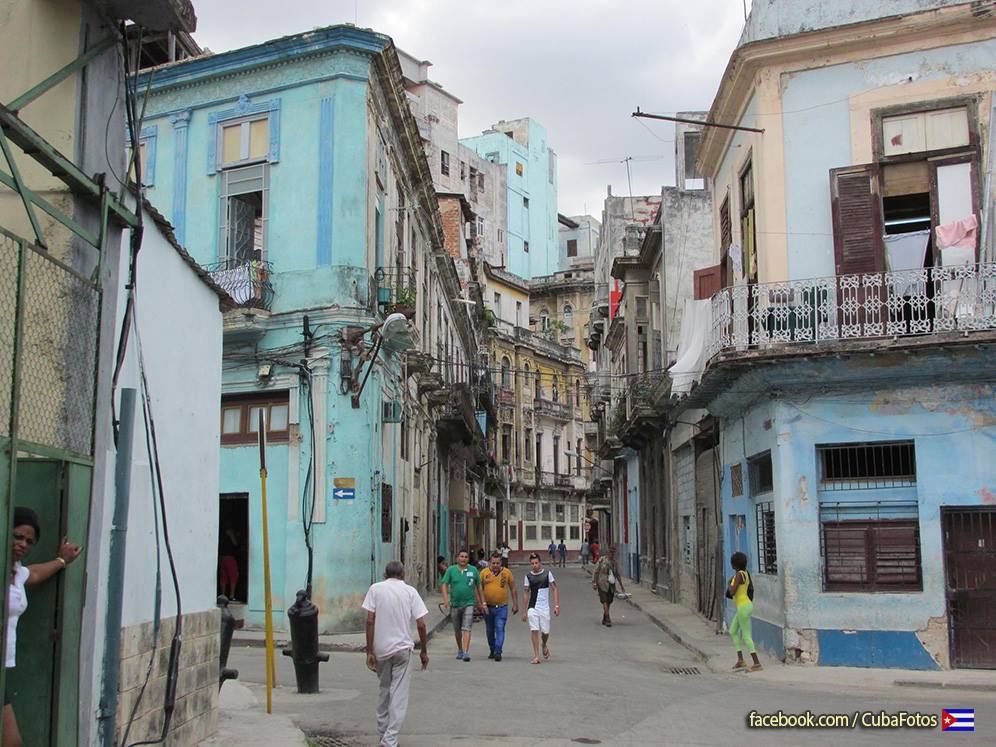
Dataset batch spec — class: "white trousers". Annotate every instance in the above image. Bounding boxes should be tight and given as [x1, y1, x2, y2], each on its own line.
[376, 649, 413, 747]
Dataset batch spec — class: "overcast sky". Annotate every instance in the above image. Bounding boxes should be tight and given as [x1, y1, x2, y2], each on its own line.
[192, 1, 751, 217]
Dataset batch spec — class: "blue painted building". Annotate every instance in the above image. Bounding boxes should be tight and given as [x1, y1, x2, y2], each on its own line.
[137, 26, 485, 632]
[671, 1, 996, 669]
[461, 118, 559, 279]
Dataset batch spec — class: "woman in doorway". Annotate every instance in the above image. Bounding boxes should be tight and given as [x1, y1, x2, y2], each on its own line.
[5, 507, 82, 747]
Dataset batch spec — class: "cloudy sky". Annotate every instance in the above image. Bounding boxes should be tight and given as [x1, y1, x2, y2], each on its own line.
[192, 1, 751, 217]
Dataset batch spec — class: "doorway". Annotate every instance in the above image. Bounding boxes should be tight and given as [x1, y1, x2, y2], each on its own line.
[942, 508, 996, 669]
[218, 493, 249, 604]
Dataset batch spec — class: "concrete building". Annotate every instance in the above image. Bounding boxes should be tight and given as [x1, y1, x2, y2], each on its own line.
[669, 0, 996, 670]
[558, 213, 600, 271]
[462, 118, 559, 279]
[138, 25, 487, 634]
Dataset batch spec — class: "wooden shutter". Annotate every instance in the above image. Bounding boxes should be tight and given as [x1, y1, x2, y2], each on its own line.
[823, 522, 870, 590]
[830, 164, 884, 275]
[693, 264, 723, 300]
[719, 196, 733, 287]
[824, 519, 921, 591]
[873, 521, 922, 589]
[381, 483, 393, 543]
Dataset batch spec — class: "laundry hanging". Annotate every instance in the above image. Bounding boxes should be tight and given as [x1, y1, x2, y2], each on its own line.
[883, 229, 929, 297]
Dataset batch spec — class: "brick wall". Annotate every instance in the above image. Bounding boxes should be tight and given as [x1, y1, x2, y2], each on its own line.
[116, 609, 219, 745]
[438, 196, 464, 260]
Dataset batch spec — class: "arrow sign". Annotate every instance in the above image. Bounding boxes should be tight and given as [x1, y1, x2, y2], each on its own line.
[332, 477, 356, 501]
[333, 488, 355, 500]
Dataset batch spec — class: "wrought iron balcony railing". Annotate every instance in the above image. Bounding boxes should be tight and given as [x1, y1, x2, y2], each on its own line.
[534, 397, 571, 420]
[374, 266, 417, 313]
[709, 263, 996, 358]
[206, 258, 274, 310]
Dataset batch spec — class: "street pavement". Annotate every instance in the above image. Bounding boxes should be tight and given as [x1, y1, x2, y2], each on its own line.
[225, 566, 995, 746]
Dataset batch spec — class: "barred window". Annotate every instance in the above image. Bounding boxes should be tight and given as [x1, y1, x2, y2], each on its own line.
[755, 501, 777, 574]
[818, 441, 915, 490]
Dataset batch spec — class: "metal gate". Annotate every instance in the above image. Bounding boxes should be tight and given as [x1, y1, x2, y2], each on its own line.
[942, 508, 996, 669]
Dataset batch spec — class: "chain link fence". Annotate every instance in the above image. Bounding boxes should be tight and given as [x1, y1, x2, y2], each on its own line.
[0, 227, 100, 456]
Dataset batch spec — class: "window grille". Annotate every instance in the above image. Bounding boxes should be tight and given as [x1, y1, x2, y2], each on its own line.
[748, 451, 773, 495]
[570, 526, 580, 540]
[525, 525, 537, 541]
[755, 501, 777, 574]
[525, 502, 536, 521]
[541, 525, 552, 540]
[818, 441, 916, 490]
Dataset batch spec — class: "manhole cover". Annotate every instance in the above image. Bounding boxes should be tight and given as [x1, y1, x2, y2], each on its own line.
[307, 736, 361, 747]
[573, 739, 602, 744]
[669, 666, 701, 675]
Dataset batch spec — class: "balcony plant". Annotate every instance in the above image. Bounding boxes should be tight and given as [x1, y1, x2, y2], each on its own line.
[388, 284, 417, 316]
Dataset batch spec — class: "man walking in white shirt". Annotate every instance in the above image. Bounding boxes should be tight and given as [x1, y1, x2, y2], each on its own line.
[520, 552, 559, 664]
[363, 561, 430, 747]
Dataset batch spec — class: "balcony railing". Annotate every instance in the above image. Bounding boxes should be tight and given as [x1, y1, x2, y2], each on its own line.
[709, 263, 996, 358]
[534, 397, 571, 420]
[374, 266, 417, 313]
[538, 471, 573, 489]
[207, 258, 274, 310]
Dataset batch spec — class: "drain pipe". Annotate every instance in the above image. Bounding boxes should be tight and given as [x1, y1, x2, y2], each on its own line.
[97, 388, 136, 746]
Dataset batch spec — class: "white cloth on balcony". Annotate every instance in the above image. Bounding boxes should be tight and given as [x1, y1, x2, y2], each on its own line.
[883, 229, 929, 297]
[210, 262, 256, 304]
[939, 243, 977, 319]
[669, 298, 713, 396]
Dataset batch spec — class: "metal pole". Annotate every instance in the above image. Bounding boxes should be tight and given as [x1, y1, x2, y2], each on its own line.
[259, 410, 276, 713]
[97, 387, 136, 746]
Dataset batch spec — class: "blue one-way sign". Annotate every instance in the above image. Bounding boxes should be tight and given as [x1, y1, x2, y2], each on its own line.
[332, 477, 356, 500]
[333, 487, 355, 500]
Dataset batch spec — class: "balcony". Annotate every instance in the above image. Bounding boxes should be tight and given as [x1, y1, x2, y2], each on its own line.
[436, 383, 483, 448]
[497, 387, 516, 406]
[534, 397, 571, 421]
[538, 471, 574, 490]
[374, 266, 417, 316]
[207, 257, 274, 309]
[708, 264, 996, 360]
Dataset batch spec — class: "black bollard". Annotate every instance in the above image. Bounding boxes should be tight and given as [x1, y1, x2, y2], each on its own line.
[282, 590, 329, 693]
[217, 596, 239, 688]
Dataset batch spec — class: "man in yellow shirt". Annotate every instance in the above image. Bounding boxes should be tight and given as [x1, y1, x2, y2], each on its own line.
[480, 552, 518, 662]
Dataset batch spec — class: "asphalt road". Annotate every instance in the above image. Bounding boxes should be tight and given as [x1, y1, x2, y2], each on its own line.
[229, 567, 994, 746]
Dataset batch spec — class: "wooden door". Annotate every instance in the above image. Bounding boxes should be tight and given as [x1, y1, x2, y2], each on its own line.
[942, 508, 996, 668]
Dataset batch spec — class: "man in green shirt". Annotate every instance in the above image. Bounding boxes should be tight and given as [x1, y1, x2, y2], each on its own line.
[440, 549, 485, 661]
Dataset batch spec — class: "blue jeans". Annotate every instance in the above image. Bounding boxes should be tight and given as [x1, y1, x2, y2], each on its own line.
[484, 605, 508, 655]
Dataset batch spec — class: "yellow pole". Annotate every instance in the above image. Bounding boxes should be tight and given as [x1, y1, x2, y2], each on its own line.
[258, 412, 275, 714]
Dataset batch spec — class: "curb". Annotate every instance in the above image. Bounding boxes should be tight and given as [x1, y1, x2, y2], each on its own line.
[620, 594, 714, 666]
[894, 680, 996, 693]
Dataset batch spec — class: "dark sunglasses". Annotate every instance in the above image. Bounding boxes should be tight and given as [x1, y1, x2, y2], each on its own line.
[12, 531, 35, 546]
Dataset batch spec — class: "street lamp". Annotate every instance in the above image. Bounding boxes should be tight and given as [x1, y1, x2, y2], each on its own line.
[564, 448, 613, 478]
[346, 312, 410, 408]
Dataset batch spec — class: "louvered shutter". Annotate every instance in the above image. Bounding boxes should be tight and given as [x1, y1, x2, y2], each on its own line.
[719, 196, 733, 286]
[693, 264, 723, 300]
[830, 164, 884, 275]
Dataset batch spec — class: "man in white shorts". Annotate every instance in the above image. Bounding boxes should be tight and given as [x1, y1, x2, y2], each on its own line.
[520, 552, 559, 664]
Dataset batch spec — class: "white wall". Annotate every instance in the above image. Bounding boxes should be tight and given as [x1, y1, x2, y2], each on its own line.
[109, 210, 224, 626]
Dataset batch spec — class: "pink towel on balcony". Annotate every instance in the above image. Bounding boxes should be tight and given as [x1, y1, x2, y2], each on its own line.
[935, 214, 977, 250]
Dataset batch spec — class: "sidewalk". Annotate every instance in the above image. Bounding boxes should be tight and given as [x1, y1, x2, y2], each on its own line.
[232, 590, 448, 653]
[613, 570, 996, 693]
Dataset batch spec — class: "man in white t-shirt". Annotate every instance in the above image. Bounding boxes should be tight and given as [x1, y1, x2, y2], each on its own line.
[520, 552, 559, 664]
[500, 541, 511, 568]
[362, 561, 429, 747]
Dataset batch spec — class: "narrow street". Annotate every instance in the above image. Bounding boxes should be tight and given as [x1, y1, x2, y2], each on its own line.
[228, 568, 995, 745]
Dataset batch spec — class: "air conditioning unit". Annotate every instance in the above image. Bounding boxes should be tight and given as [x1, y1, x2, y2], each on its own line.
[382, 401, 404, 423]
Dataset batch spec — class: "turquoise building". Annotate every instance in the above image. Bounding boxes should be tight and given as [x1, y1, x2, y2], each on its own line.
[461, 118, 559, 279]
[137, 26, 476, 632]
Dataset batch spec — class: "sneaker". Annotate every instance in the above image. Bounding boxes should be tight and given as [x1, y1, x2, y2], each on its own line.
[488, 651, 495, 659]
[494, 654, 502, 662]
[463, 655, 471, 662]
[605, 619, 612, 627]
[456, 651, 465, 660]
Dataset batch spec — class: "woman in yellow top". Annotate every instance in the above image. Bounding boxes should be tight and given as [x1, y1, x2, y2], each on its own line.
[728, 552, 762, 671]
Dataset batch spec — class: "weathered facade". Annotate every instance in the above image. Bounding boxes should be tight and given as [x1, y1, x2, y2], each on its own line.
[671, 0, 996, 670]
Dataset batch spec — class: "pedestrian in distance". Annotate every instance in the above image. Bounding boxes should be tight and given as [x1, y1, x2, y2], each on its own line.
[5, 506, 83, 747]
[362, 561, 429, 747]
[557, 540, 567, 567]
[591, 540, 599, 563]
[480, 552, 518, 661]
[500, 540, 511, 569]
[592, 545, 625, 627]
[580, 539, 590, 568]
[521, 552, 559, 664]
[436, 555, 448, 586]
[476, 548, 488, 570]
[547, 540, 556, 563]
[440, 549, 485, 661]
[726, 551, 762, 672]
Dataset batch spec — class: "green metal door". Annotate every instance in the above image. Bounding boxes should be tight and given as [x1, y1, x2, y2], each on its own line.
[6, 457, 89, 746]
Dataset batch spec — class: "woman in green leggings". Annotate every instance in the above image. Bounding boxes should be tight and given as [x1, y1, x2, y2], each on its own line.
[728, 552, 762, 671]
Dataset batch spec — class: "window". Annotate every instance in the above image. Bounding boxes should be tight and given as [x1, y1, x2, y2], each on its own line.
[493, 291, 502, 313]
[526, 525, 537, 541]
[497, 228, 504, 243]
[510, 525, 518, 541]
[460, 161, 466, 181]
[478, 172, 484, 191]
[515, 161, 523, 177]
[731, 463, 744, 497]
[541, 525, 552, 540]
[400, 415, 409, 461]
[822, 517, 922, 592]
[501, 424, 512, 464]
[563, 305, 573, 326]
[683, 131, 704, 189]
[551, 377, 559, 403]
[523, 241, 529, 254]
[567, 239, 578, 257]
[818, 441, 916, 490]
[539, 309, 549, 330]
[508, 501, 518, 517]
[555, 526, 565, 541]
[755, 501, 777, 574]
[881, 107, 969, 157]
[570, 504, 579, 523]
[535, 374, 541, 400]
[748, 451, 773, 495]
[570, 526, 580, 540]
[500, 357, 511, 388]
[220, 116, 270, 168]
[515, 301, 523, 327]
[525, 428, 533, 461]
[682, 516, 692, 565]
[440, 150, 450, 176]
[739, 160, 757, 282]
[635, 297, 648, 319]
[523, 196, 529, 209]
[541, 503, 551, 521]
[381, 483, 393, 542]
[574, 381, 581, 409]
[576, 438, 582, 475]
[476, 216, 485, 236]
[221, 392, 290, 445]
[525, 502, 537, 521]
[219, 164, 268, 262]
[555, 504, 565, 522]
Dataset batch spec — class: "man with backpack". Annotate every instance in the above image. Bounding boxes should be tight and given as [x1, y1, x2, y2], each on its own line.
[726, 551, 762, 671]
